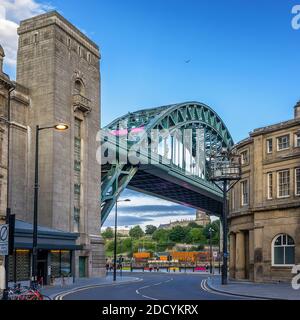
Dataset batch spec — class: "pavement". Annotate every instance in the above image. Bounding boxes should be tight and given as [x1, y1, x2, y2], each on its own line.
[207, 276, 300, 300]
[40, 274, 141, 299]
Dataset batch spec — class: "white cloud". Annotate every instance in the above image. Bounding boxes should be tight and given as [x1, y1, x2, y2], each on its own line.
[0, 0, 52, 67]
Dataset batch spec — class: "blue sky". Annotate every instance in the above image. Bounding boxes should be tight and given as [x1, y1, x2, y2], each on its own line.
[1, 0, 300, 228]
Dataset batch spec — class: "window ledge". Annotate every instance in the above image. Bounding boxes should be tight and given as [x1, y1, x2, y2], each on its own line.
[271, 265, 294, 269]
[277, 147, 290, 152]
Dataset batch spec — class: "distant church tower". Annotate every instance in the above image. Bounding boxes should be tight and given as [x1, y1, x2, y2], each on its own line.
[195, 210, 211, 226]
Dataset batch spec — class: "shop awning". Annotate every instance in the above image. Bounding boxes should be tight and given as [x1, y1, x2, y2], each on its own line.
[13, 220, 81, 250]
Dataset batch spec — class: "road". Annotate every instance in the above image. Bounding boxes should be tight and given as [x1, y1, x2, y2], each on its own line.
[55, 272, 249, 300]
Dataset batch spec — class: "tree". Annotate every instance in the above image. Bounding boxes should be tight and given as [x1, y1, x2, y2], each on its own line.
[129, 225, 144, 239]
[187, 221, 200, 229]
[122, 237, 133, 253]
[169, 226, 187, 243]
[189, 228, 206, 244]
[152, 228, 170, 242]
[102, 227, 114, 239]
[145, 225, 157, 235]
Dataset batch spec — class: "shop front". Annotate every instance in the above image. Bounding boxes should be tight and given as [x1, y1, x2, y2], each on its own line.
[8, 220, 80, 286]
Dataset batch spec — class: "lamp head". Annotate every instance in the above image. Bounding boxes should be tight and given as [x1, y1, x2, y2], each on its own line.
[54, 123, 69, 131]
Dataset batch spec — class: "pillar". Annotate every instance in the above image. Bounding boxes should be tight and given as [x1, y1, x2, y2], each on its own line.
[253, 226, 264, 282]
[235, 231, 246, 279]
[229, 233, 236, 278]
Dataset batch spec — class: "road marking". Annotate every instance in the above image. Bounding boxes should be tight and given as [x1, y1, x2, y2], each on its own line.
[135, 278, 174, 301]
[200, 279, 265, 300]
[54, 278, 142, 300]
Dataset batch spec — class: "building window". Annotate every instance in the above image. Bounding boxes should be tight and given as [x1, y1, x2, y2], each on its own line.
[8, 250, 31, 282]
[74, 118, 82, 231]
[50, 250, 72, 277]
[241, 150, 249, 165]
[241, 180, 249, 206]
[295, 168, 300, 196]
[272, 234, 295, 266]
[231, 189, 235, 210]
[295, 133, 300, 148]
[277, 135, 290, 151]
[267, 173, 273, 199]
[277, 170, 290, 198]
[266, 139, 273, 153]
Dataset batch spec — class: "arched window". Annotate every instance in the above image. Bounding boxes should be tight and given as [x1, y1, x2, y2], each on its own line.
[74, 79, 84, 95]
[272, 234, 295, 266]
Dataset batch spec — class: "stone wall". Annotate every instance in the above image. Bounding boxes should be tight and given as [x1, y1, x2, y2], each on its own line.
[229, 108, 300, 283]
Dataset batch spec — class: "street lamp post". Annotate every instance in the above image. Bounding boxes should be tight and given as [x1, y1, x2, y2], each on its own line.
[209, 148, 241, 285]
[113, 198, 130, 282]
[31, 123, 68, 285]
[218, 219, 221, 274]
[209, 227, 214, 274]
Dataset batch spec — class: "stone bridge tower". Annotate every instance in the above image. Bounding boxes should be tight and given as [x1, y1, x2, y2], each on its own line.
[16, 11, 105, 277]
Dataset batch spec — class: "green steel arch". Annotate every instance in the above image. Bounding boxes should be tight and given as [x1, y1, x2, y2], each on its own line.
[101, 101, 234, 225]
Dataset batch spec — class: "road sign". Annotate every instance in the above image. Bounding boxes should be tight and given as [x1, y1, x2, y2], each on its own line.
[213, 251, 218, 258]
[0, 224, 9, 256]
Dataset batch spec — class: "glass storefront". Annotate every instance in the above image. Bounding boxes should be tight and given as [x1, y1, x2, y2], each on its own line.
[8, 249, 72, 283]
[50, 250, 72, 277]
[8, 250, 31, 282]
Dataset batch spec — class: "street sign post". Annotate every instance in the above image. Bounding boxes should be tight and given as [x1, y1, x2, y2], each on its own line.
[0, 224, 9, 256]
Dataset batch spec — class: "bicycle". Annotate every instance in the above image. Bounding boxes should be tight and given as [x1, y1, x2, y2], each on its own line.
[7, 283, 51, 300]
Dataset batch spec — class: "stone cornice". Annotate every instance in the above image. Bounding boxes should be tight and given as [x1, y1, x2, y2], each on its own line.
[250, 118, 300, 137]
[233, 137, 253, 150]
[0, 73, 14, 90]
[229, 201, 300, 218]
[18, 11, 100, 58]
[262, 150, 300, 165]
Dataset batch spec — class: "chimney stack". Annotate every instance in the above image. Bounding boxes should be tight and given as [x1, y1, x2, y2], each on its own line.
[0, 44, 4, 73]
[295, 101, 300, 119]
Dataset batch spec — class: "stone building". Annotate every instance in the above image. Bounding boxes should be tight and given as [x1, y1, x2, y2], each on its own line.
[0, 11, 105, 286]
[0, 45, 14, 283]
[195, 210, 211, 227]
[229, 103, 300, 282]
[159, 209, 211, 229]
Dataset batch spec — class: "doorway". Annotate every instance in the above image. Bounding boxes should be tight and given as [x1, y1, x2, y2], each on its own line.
[37, 250, 48, 285]
[79, 256, 87, 278]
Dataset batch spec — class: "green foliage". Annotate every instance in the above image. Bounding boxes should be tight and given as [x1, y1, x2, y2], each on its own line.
[102, 227, 114, 239]
[152, 228, 170, 242]
[121, 237, 133, 253]
[187, 221, 201, 229]
[169, 226, 187, 242]
[134, 239, 156, 252]
[145, 225, 157, 235]
[188, 227, 206, 243]
[104, 220, 220, 257]
[129, 225, 144, 239]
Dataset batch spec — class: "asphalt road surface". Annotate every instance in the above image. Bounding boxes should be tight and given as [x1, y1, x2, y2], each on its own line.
[56, 272, 249, 300]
